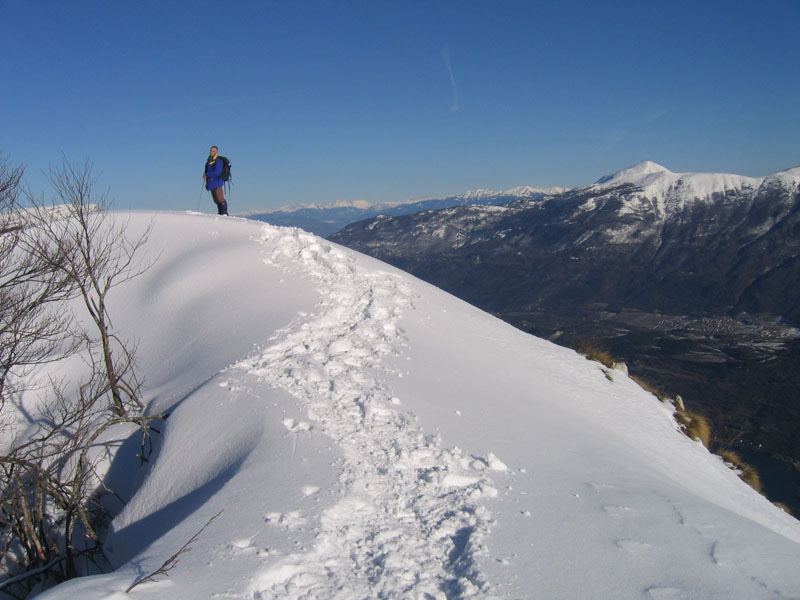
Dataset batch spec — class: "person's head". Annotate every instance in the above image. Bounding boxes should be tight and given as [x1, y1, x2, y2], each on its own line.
[209, 146, 218, 157]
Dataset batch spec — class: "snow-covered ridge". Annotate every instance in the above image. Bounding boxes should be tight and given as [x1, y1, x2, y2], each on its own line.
[457, 185, 568, 200]
[22, 211, 800, 600]
[594, 160, 763, 196]
[590, 160, 799, 218]
[765, 165, 800, 186]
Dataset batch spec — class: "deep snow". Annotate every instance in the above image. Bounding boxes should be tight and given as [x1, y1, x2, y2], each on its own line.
[15, 211, 800, 599]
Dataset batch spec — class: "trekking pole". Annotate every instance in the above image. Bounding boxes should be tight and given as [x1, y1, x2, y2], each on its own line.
[197, 181, 205, 212]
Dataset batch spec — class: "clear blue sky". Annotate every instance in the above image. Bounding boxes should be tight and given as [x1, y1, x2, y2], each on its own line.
[3, 1, 798, 213]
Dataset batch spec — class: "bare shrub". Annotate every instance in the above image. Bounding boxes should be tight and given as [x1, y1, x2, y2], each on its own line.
[26, 159, 154, 418]
[0, 155, 164, 597]
[1, 157, 78, 415]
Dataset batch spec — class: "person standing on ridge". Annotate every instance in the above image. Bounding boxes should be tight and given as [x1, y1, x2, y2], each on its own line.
[203, 145, 228, 215]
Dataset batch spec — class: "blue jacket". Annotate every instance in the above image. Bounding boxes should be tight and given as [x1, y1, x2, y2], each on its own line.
[205, 156, 224, 191]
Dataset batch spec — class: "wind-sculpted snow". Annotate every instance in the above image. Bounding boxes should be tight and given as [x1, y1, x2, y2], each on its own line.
[238, 228, 496, 598]
[26, 213, 800, 600]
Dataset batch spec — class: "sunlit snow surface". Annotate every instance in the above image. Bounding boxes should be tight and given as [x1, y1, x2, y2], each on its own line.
[28, 212, 800, 600]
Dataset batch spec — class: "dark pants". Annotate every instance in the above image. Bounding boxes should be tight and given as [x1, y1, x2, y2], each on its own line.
[210, 186, 228, 215]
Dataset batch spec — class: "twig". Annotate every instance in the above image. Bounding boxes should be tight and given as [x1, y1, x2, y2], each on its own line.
[0, 556, 66, 591]
[125, 510, 223, 593]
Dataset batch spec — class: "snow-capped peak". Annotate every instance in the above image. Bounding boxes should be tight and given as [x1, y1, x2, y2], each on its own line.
[595, 160, 672, 186]
[591, 161, 770, 218]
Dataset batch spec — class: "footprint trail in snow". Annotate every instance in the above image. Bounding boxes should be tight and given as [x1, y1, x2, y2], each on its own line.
[238, 227, 499, 599]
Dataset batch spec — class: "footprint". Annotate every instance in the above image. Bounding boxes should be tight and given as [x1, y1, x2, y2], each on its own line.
[231, 538, 253, 549]
[586, 482, 616, 493]
[616, 539, 651, 553]
[602, 505, 633, 517]
[283, 418, 311, 433]
[264, 511, 307, 529]
[646, 587, 691, 599]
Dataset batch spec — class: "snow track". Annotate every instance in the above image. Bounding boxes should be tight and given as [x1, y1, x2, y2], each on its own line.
[239, 227, 496, 599]
[27, 214, 800, 600]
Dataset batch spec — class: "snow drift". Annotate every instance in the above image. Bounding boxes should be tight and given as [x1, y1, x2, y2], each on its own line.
[24, 211, 800, 599]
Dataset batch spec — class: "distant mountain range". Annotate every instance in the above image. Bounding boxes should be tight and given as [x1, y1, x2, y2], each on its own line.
[331, 161, 800, 322]
[243, 186, 567, 237]
[329, 161, 800, 475]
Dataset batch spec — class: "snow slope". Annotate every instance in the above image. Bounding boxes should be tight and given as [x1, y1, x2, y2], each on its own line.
[26, 211, 800, 599]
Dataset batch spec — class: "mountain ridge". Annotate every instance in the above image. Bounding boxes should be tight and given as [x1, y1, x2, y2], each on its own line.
[590, 160, 797, 220]
[250, 185, 570, 215]
[243, 186, 568, 237]
[331, 161, 800, 272]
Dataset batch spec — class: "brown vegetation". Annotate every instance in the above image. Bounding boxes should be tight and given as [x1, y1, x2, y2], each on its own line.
[674, 407, 712, 448]
[718, 451, 763, 494]
[575, 339, 615, 369]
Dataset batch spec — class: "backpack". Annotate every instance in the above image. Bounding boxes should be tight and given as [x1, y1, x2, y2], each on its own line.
[219, 156, 232, 182]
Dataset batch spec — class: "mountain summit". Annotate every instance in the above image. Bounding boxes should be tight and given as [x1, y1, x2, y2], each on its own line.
[593, 161, 770, 217]
[595, 160, 672, 185]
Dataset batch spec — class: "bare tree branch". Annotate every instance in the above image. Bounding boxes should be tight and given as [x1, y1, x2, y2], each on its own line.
[1, 153, 163, 596]
[125, 511, 224, 594]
